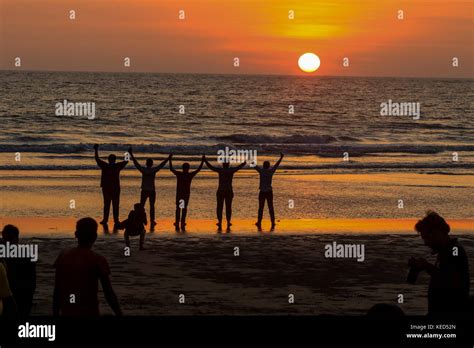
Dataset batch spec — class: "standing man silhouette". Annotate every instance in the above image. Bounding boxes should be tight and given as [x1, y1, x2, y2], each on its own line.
[169, 154, 204, 232]
[253, 153, 283, 231]
[204, 155, 246, 231]
[94, 144, 128, 230]
[129, 147, 170, 231]
[53, 217, 122, 317]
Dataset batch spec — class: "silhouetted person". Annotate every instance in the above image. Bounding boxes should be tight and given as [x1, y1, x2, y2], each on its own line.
[121, 203, 147, 250]
[367, 303, 405, 319]
[204, 156, 246, 231]
[169, 154, 204, 231]
[408, 211, 470, 316]
[0, 261, 18, 320]
[1, 224, 36, 319]
[253, 153, 283, 231]
[129, 147, 170, 231]
[94, 144, 128, 230]
[53, 217, 122, 317]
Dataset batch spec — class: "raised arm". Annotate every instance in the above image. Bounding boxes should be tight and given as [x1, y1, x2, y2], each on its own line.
[117, 159, 129, 170]
[204, 156, 219, 172]
[169, 154, 178, 175]
[155, 154, 171, 172]
[94, 144, 107, 168]
[128, 147, 143, 172]
[191, 155, 205, 177]
[232, 161, 247, 173]
[272, 153, 284, 172]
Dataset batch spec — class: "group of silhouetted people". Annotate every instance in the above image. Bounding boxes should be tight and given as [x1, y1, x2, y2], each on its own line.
[94, 144, 285, 247]
[0, 211, 470, 319]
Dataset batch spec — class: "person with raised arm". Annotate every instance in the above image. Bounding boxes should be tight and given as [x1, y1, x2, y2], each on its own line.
[169, 154, 205, 232]
[253, 153, 283, 231]
[129, 147, 170, 231]
[204, 155, 246, 232]
[94, 144, 128, 230]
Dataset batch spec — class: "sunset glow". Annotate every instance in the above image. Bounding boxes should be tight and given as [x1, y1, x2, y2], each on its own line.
[1, 0, 472, 77]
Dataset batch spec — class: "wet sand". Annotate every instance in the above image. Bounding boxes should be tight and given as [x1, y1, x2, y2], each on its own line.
[1, 216, 472, 236]
[18, 232, 474, 316]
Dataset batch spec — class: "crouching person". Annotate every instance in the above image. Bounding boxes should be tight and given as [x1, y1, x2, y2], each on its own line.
[122, 203, 147, 251]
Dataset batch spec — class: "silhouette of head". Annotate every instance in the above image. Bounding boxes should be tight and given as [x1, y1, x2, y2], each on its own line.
[415, 211, 450, 251]
[146, 159, 153, 167]
[222, 162, 230, 169]
[182, 163, 190, 173]
[75, 217, 98, 248]
[367, 303, 405, 319]
[263, 161, 270, 169]
[134, 203, 143, 211]
[2, 224, 19, 244]
[108, 154, 116, 164]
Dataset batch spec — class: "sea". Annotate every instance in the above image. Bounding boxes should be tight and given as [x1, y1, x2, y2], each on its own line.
[0, 71, 473, 221]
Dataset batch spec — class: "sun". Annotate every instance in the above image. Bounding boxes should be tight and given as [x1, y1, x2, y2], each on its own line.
[298, 53, 321, 73]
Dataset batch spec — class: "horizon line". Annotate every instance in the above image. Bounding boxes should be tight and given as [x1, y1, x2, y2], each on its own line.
[1, 68, 473, 80]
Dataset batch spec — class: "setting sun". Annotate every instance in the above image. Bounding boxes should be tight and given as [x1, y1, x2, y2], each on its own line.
[298, 53, 321, 73]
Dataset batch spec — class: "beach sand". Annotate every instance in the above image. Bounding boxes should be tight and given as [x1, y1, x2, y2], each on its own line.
[1, 170, 473, 316]
[9, 226, 473, 316]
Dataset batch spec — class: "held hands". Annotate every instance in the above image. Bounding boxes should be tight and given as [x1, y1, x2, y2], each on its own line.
[93, 144, 99, 150]
[280, 152, 284, 158]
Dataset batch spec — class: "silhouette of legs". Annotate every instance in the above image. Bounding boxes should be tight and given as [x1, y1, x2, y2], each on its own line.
[216, 191, 233, 230]
[257, 191, 265, 227]
[140, 190, 156, 227]
[267, 191, 275, 229]
[257, 191, 275, 229]
[102, 188, 112, 224]
[224, 192, 233, 227]
[216, 191, 225, 226]
[175, 195, 190, 231]
[111, 189, 120, 228]
[125, 230, 145, 250]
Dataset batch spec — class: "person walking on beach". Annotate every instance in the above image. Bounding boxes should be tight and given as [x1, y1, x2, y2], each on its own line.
[53, 217, 122, 317]
[129, 147, 170, 231]
[169, 154, 204, 232]
[408, 211, 470, 316]
[253, 153, 283, 231]
[94, 144, 128, 230]
[204, 155, 246, 231]
[121, 203, 147, 250]
[1, 224, 36, 319]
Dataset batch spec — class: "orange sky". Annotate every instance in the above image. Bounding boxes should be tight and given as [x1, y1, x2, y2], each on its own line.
[0, 0, 472, 77]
